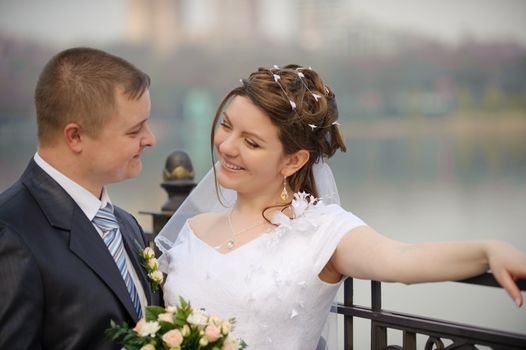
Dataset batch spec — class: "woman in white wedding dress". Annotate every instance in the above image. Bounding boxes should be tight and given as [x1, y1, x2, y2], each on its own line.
[155, 65, 526, 349]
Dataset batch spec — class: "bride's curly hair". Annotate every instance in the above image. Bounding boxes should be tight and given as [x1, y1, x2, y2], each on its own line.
[210, 64, 346, 198]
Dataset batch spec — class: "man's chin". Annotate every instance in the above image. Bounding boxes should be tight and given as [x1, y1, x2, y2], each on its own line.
[127, 164, 143, 179]
[109, 164, 143, 183]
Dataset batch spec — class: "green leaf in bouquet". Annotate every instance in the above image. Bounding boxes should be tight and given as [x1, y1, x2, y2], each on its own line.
[145, 305, 166, 321]
[179, 296, 189, 309]
[158, 320, 176, 333]
[106, 320, 135, 341]
[174, 312, 189, 328]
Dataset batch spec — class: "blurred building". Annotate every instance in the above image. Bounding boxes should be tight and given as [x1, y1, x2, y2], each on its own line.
[124, 0, 411, 56]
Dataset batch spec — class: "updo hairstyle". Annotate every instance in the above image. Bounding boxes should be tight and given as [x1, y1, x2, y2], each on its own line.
[211, 64, 346, 198]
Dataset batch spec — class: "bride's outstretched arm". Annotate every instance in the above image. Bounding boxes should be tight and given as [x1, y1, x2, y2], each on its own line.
[331, 226, 526, 307]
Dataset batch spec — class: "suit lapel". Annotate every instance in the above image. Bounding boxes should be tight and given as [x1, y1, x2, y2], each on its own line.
[69, 209, 139, 321]
[21, 160, 139, 321]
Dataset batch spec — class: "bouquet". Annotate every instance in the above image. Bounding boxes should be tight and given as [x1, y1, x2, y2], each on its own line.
[106, 296, 247, 350]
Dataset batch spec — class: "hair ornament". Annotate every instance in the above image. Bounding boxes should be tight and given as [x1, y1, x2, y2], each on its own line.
[294, 68, 322, 104]
[290, 100, 297, 110]
[308, 124, 318, 130]
[266, 65, 323, 117]
[332, 121, 340, 126]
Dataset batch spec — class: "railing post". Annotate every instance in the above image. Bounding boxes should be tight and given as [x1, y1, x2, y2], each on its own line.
[140, 150, 196, 250]
[344, 278, 354, 350]
[371, 281, 387, 350]
[403, 331, 417, 350]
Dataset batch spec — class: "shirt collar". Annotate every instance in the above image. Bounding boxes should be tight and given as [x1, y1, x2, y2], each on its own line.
[33, 152, 112, 221]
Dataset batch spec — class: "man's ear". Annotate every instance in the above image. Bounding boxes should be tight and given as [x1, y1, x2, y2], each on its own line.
[282, 149, 310, 177]
[63, 122, 83, 153]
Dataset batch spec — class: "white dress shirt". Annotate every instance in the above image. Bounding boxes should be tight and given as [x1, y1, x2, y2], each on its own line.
[33, 152, 148, 314]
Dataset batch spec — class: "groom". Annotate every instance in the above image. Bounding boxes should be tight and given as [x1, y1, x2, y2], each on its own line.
[0, 47, 162, 349]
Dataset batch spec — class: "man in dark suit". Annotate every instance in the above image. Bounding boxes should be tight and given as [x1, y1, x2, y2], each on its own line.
[0, 47, 163, 349]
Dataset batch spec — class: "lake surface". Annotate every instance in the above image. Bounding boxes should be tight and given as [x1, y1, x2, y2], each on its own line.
[1, 116, 525, 348]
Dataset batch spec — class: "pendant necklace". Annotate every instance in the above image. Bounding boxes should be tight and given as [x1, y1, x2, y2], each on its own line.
[220, 209, 265, 250]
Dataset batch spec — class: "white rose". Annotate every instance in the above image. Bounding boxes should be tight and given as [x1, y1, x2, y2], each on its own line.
[147, 257, 159, 270]
[187, 309, 208, 327]
[139, 344, 155, 350]
[221, 320, 232, 334]
[143, 247, 155, 259]
[181, 324, 191, 337]
[149, 270, 164, 284]
[139, 321, 160, 337]
[166, 305, 178, 313]
[199, 337, 209, 347]
[208, 315, 221, 327]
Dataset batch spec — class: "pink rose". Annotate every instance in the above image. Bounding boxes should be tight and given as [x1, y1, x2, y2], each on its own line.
[162, 329, 183, 347]
[222, 342, 236, 350]
[205, 324, 221, 342]
[157, 312, 174, 323]
[133, 318, 146, 334]
[223, 335, 241, 350]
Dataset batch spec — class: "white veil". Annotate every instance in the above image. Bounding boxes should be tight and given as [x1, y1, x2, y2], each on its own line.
[154, 158, 340, 265]
[153, 158, 341, 350]
[154, 164, 235, 264]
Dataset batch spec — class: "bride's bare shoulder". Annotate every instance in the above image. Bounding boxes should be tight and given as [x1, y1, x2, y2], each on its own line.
[189, 212, 224, 234]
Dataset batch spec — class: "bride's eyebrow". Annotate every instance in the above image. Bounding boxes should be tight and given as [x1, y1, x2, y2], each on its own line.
[223, 111, 266, 143]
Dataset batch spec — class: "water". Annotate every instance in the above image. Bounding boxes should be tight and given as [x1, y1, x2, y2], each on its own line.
[1, 116, 525, 348]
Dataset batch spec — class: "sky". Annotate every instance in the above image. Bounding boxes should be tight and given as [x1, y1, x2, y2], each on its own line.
[350, 0, 526, 45]
[0, 0, 126, 44]
[0, 0, 525, 46]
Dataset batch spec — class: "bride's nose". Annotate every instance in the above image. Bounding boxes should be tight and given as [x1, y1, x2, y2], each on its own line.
[217, 133, 239, 157]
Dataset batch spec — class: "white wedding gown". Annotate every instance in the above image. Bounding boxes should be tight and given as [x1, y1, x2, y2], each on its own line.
[162, 200, 366, 349]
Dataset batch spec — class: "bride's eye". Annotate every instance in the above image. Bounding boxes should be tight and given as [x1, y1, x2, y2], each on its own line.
[245, 139, 259, 149]
[220, 121, 231, 130]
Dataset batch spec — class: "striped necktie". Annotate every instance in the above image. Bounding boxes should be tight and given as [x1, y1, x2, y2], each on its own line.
[93, 203, 142, 318]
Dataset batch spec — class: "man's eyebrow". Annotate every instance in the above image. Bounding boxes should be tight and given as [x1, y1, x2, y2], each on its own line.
[127, 118, 147, 131]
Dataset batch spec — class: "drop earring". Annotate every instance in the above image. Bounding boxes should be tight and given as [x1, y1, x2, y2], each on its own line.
[280, 176, 289, 201]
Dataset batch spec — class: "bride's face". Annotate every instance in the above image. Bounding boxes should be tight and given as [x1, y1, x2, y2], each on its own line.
[213, 96, 290, 197]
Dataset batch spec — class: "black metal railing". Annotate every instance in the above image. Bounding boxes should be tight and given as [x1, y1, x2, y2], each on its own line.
[331, 274, 526, 349]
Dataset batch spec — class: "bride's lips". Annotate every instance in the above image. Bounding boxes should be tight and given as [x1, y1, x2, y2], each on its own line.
[220, 160, 245, 172]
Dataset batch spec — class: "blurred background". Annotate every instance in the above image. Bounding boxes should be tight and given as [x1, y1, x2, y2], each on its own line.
[1, 0, 525, 347]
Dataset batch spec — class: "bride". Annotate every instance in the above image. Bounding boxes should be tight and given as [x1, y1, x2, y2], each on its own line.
[155, 65, 526, 349]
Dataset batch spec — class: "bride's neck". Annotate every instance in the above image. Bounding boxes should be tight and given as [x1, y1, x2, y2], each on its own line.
[234, 191, 287, 218]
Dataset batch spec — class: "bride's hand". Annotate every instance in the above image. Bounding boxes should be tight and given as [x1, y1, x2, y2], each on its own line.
[486, 241, 526, 307]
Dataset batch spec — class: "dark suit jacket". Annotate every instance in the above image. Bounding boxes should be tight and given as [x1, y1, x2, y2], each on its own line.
[0, 159, 163, 349]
